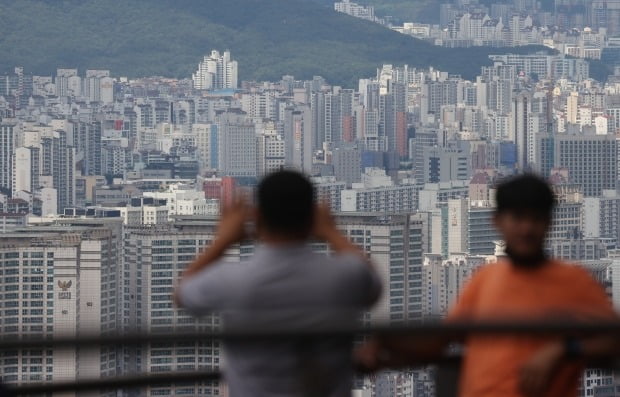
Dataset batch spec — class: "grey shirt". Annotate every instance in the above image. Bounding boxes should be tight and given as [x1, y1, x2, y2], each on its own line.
[179, 243, 381, 397]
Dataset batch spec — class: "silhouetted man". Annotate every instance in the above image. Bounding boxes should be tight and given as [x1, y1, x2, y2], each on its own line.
[357, 174, 619, 397]
[177, 170, 381, 397]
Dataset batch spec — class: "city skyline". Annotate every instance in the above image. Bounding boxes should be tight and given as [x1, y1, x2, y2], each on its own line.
[2, 0, 620, 396]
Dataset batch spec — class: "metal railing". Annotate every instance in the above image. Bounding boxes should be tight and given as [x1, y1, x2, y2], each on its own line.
[3, 320, 620, 396]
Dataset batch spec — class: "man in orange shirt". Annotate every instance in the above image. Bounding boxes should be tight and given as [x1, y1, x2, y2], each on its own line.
[357, 174, 619, 397]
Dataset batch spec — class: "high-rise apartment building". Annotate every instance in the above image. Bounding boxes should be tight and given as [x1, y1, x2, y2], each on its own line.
[1, 120, 18, 193]
[84, 69, 113, 103]
[0, 221, 123, 389]
[312, 176, 347, 212]
[591, 0, 620, 35]
[341, 168, 418, 214]
[422, 253, 486, 319]
[193, 123, 218, 171]
[467, 202, 500, 256]
[192, 50, 238, 90]
[447, 198, 500, 256]
[338, 214, 425, 324]
[418, 180, 469, 212]
[334, 0, 376, 21]
[75, 120, 103, 176]
[55, 68, 79, 97]
[584, 190, 620, 246]
[124, 218, 236, 396]
[548, 175, 585, 241]
[40, 130, 76, 211]
[489, 54, 589, 81]
[12, 146, 40, 194]
[284, 104, 313, 174]
[512, 91, 531, 170]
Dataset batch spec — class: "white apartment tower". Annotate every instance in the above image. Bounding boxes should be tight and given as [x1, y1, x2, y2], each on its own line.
[192, 50, 238, 90]
[84, 69, 113, 104]
[55, 68, 79, 97]
[12, 146, 40, 194]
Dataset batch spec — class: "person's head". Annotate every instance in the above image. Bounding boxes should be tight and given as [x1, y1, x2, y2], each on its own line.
[494, 174, 555, 265]
[256, 170, 315, 242]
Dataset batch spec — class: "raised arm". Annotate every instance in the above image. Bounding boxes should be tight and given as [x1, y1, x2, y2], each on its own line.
[174, 199, 250, 306]
[312, 203, 365, 258]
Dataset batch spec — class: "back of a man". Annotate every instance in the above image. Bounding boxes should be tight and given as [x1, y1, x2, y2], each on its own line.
[177, 171, 381, 397]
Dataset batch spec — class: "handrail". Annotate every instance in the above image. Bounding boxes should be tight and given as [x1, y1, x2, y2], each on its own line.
[1, 320, 620, 350]
[4, 320, 620, 396]
[11, 371, 220, 395]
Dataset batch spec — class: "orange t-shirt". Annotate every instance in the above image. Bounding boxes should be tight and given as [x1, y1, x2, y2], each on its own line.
[447, 260, 616, 397]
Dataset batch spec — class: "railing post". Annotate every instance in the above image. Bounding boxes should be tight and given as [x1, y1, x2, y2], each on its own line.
[435, 358, 461, 397]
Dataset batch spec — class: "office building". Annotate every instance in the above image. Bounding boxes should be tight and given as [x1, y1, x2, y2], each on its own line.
[422, 146, 470, 184]
[332, 143, 362, 186]
[216, 111, 257, 178]
[554, 133, 617, 197]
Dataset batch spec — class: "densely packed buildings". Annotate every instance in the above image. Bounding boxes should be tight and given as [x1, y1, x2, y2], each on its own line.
[339, 0, 620, 64]
[2, 8, 620, 392]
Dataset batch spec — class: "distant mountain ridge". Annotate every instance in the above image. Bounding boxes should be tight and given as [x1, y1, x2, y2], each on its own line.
[0, 0, 589, 87]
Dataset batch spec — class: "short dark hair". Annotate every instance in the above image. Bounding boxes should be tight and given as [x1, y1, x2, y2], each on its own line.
[495, 174, 555, 217]
[257, 170, 315, 237]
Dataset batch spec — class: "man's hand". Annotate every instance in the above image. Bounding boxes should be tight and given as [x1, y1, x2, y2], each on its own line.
[518, 341, 564, 397]
[177, 198, 252, 283]
[354, 338, 383, 373]
[311, 203, 365, 258]
[216, 198, 252, 246]
[312, 203, 338, 241]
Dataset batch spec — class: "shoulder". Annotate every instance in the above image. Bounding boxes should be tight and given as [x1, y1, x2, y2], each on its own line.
[327, 252, 371, 277]
[547, 259, 596, 280]
[470, 261, 503, 280]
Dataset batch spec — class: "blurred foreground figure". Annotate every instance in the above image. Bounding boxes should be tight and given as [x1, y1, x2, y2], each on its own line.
[357, 174, 619, 397]
[176, 170, 380, 397]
